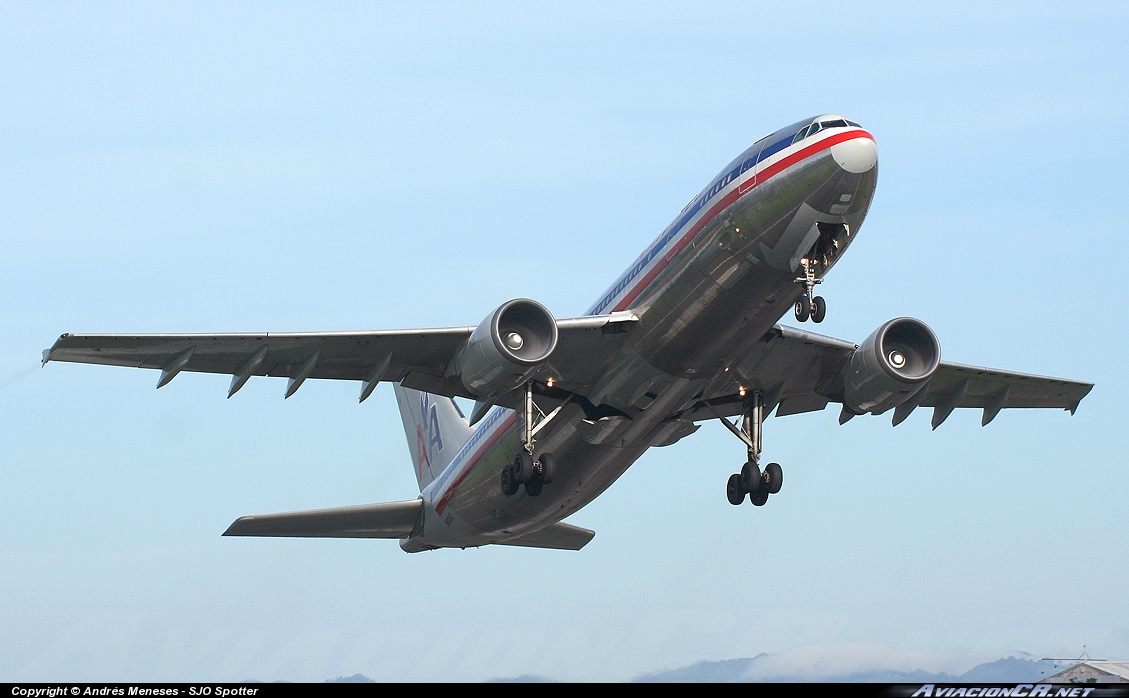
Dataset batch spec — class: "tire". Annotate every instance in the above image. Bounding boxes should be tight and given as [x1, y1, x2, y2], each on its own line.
[500, 466, 519, 496]
[811, 296, 826, 323]
[524, 478, 543, 497]
[513, 452, 534, 484]
[726, 473, 745, 505]
[750, 487, 769, 506]
[537, 452, 556, 485]
[763, 462, 783, 494]
[795, 295, 811, 322]
[740, 460, 760, 493]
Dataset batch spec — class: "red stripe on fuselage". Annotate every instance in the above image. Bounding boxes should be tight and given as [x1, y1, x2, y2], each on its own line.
[436, 129, 873, 517]
[434, 411, 518, 516]
[611, 129, 873, 313]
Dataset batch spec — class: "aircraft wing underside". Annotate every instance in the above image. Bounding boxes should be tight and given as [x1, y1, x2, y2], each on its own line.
[684, 325, 1094, 428]
[44, 316, 1090, 429]
[43, 313, 638, 403]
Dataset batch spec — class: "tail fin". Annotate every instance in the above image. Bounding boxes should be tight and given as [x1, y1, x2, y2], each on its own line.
[393, 384, 475, 491]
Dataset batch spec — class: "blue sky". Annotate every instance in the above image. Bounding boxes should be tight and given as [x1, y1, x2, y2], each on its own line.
[1, 1, 1126, 682]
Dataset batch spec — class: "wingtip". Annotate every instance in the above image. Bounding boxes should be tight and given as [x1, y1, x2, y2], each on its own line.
[44, 334, 71, 365]
[222, 517, 250, 536]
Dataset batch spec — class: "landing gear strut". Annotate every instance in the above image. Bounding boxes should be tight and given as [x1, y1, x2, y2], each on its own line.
[794, 258, 826, 323]
[712, 391, 784, 507]
[500, 381, 561, 497]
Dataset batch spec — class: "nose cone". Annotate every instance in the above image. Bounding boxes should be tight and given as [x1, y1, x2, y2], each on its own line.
[831, 136, 877, 173]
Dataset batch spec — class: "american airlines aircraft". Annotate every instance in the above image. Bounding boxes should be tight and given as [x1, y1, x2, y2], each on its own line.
[44, 115, 1092, 552]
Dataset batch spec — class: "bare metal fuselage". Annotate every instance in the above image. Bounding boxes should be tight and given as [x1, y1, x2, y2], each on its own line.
[409, 120, 879, 551]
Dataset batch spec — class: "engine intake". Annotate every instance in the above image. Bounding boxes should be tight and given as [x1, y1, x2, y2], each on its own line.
[843, 318, 940, 414]
[459, 299, 558, 398]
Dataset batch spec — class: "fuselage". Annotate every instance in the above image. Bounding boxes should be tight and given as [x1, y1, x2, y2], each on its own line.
[406, 115, 878, 551]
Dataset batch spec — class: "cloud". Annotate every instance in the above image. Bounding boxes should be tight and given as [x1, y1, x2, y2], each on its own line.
[741, 642, 979, 681]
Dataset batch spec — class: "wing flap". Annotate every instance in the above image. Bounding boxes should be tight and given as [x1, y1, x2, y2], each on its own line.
[496, 522, 595, 551]
[223, 499, 423, 539]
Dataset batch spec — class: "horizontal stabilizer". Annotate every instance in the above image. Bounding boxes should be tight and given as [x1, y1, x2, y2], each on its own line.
[496, 522, 595, 551]
[223, 499, 423, 539]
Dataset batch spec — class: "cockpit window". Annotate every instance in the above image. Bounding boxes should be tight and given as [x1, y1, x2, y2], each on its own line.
[791, 118, 861, 145]
[755, 117, 814, 164]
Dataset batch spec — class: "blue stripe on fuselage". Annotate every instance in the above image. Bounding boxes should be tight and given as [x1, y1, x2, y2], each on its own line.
[586, 120, 812, 317]
[424, 404, 509, 501]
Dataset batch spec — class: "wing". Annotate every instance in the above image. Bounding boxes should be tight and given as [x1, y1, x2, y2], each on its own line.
[43, 311, 639, 402]
[223, 499, 423, 539]
[684, 324, 1093, 428]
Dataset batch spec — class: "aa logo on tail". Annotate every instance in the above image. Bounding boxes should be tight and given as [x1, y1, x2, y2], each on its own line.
[419, 393, 444, 455]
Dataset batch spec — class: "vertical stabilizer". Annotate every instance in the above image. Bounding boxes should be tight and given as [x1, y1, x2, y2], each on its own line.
[393, 384, 475, 491]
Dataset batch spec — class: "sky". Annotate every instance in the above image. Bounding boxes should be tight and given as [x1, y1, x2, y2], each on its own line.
[1, 0, 1126, 683]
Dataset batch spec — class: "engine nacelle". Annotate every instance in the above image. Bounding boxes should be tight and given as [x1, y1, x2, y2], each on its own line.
[843, 318, 941, 415]
[459, 299, 558, 398]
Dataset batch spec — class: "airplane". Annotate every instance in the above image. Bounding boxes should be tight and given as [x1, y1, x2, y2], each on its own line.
[43, 114, 1093, 552]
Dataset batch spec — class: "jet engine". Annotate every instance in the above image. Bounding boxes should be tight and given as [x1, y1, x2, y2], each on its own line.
[842, 318, 940, 414]
[459, 299, 558, 398]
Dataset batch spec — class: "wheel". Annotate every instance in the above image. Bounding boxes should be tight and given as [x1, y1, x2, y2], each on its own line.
[500, 465, 519, 496]
[524, 478, 543, 497]
[750, 487, 769, 506]
[513, 452, 534, 484]
[726, 473, 746, 505]
[740, 460, 760, 493]
[537, 452, 556, 485]
[794, 295, 811, 322]
[762, 462, 783, 494]
[811, 296, 826, 323]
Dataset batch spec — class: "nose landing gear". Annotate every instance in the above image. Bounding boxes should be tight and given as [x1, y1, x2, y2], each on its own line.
[712, 391, 784, 507]
[794, 258, 826, 323]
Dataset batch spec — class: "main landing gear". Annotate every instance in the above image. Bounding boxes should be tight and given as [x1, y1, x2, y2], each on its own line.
[794, 257, 826, 323]
[716, 391, 784, 507]
[501, 450, 555, 497]
[501, 381, 560, 498]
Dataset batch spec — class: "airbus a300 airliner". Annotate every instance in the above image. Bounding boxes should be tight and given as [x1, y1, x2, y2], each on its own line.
[45, 115, 1093, 552]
